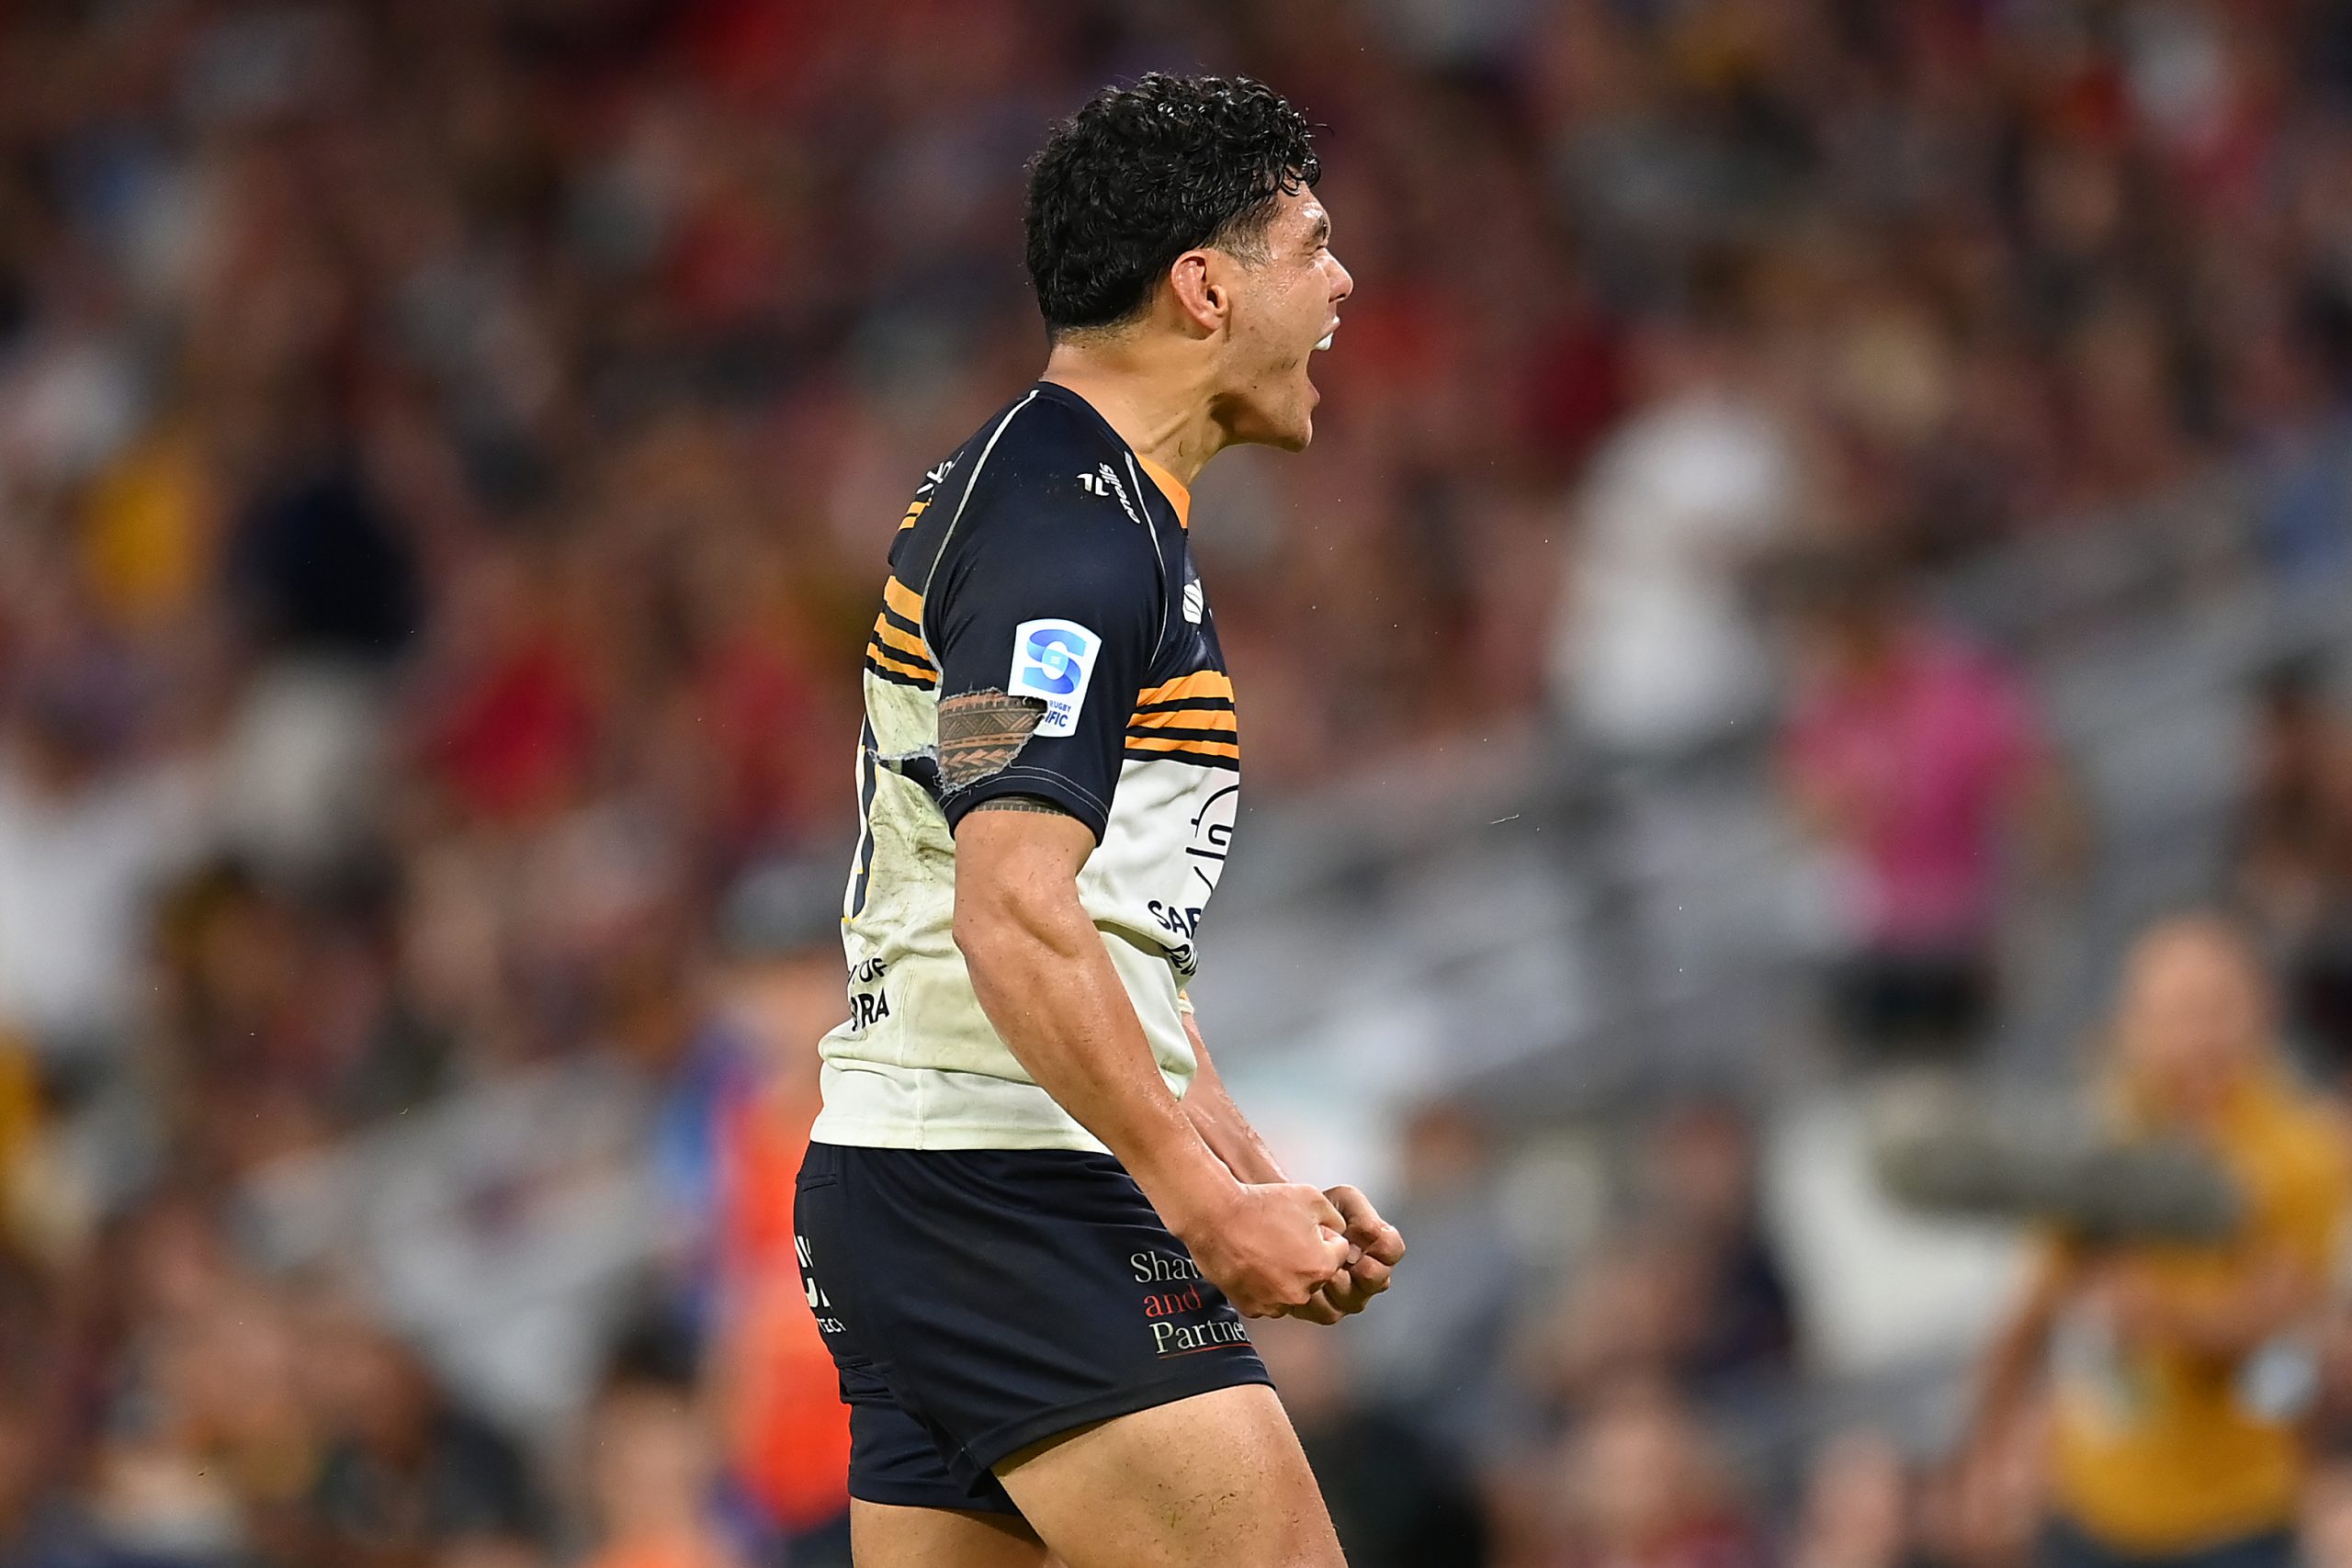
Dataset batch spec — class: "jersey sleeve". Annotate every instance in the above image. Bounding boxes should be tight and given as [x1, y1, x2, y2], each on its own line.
[926, 485, 1166, 840]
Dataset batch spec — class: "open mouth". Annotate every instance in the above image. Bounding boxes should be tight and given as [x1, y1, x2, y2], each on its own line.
[1315, 317, 1339, 352]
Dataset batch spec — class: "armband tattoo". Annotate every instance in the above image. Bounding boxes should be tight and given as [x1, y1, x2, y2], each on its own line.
[966, 795, 1073, 818]
[936, 689, 1048, 790]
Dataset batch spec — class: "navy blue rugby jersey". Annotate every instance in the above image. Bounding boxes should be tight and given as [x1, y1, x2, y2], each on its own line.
[813, 382, 1238, 1151]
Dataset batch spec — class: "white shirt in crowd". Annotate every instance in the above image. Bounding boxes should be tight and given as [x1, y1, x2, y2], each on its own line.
[1554, 389, 1797, 758]
[0, 754, 205, 1060]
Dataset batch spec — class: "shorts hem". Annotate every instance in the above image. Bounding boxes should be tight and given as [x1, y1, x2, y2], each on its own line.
[965, 1356, 1273, 1473]
[846, 1476, 1025, 1517]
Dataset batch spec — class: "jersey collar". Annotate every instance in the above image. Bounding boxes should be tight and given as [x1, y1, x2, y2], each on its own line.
[1134, 454, 1192, 530]
[1033, 381, 1194, 532]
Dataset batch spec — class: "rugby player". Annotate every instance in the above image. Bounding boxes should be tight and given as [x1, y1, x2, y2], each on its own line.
[791, 73, 1406, 1568]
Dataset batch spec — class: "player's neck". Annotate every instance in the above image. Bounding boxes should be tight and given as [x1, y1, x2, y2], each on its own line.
[1039, 342, 1226, 490]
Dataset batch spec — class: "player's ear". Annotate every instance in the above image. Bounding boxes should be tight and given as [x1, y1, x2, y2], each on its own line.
[1167, 250, 1224, 336]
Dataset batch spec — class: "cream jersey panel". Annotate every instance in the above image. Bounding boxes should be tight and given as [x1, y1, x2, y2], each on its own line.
[811, 384, 1238, 1152]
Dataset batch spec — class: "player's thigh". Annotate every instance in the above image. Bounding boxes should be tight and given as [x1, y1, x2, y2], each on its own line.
[993, 1382, 1343, 1568]
[848, 1501, 1054, 1568]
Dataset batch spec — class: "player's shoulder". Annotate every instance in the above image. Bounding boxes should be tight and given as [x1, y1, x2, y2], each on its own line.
[961, 385, 1146, 514]
[979, 381, 1113, 465]
[920, 381, 1093, 488]
[931, 386, 1168, 566]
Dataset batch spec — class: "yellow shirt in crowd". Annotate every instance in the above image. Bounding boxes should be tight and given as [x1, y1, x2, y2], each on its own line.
[2049, 1073, 2352, 1553]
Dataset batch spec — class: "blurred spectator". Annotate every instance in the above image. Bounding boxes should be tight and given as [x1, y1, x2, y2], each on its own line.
[579, 1353, 746, 1568]
[1779, 548, 2076, 1065]
[649, 862, 851, 1568]
[1339, 1100, 1518, 1455]
[1256, 1316, 1489, 1568]
[1917, 1416, 2047, 1568]
[0, 0, 2346, 1562]
[1792, 1421, 2045, 1568]
[1538, 1227, 1719, 1409]
[1966, 916, 2351, 1568]
[78, 1221, 317, 1567]
[0, 1323, 109, 1568]
[1532, 1101, 1794, 1418]
[2303, 1461, 2352, 1568]
[0, 673, 207, 1091]
[1788, 1431, 1910, 1568]
[2236, 658, 2352, 938]
[296, 1297, 545, 1568]
[1529, 1377, 1766, 1568]
[1552, 312, 1798, 762]
[2233, 657, 2352, 1082]
[1637, 1102, 1797, 1395]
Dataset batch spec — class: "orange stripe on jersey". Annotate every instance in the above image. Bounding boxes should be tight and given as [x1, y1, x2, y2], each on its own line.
[865, 642, 937, 683]
[1125, 735, 1241, 761]
[872, 612, 933, 663]
[882, 577, 925, 623]
[1135, 454, 1192, 530]
[1136, 671, 1234, 706]
[1127, 707, 1238, 733]
[898, 500, 930, 532]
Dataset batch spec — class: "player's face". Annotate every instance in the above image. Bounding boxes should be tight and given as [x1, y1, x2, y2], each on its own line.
[1216, 188, 1351, 451]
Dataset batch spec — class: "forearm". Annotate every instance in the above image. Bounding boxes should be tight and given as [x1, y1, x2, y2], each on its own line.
[1970, 1312, 2049, 1445]
[958, 891, 1231, 1226]
[1968, 1260, 2067, 1449]
[1180, 1004, 1288, 1185]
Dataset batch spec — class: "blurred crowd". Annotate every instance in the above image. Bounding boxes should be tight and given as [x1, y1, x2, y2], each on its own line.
[6, 0, 2352, 1564]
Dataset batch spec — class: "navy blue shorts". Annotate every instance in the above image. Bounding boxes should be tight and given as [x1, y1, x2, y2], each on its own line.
[792, 1142, 1271, 1515]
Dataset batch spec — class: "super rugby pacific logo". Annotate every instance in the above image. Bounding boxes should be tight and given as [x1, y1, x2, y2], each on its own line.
[1011, 619, 1100, 738]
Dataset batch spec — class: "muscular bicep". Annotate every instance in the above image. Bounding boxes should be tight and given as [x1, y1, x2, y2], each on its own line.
[953, 795, 1098, 932]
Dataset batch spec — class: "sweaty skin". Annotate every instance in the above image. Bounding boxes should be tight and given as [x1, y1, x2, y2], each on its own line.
[853, 87, 1380, 1568]
[1180, 1007, 1404, 1323]
[952, 802, 1353, 1321]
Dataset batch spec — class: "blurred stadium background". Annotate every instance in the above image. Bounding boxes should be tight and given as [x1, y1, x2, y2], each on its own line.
[9, 0, 2352, 1564]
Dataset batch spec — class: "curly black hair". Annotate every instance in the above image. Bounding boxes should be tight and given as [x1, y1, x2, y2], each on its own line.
[1023, 73, 1321, 336]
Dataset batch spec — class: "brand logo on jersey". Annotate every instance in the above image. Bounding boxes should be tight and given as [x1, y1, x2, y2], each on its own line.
[1012, 619, 1101, 737]
[1182, 579, 1205, 624]
[1077, 463, 1143, 525]
[1188, 783, 1238, 895]
[847, 957, 891, 1029]
[795, 1235, 844, 1335]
